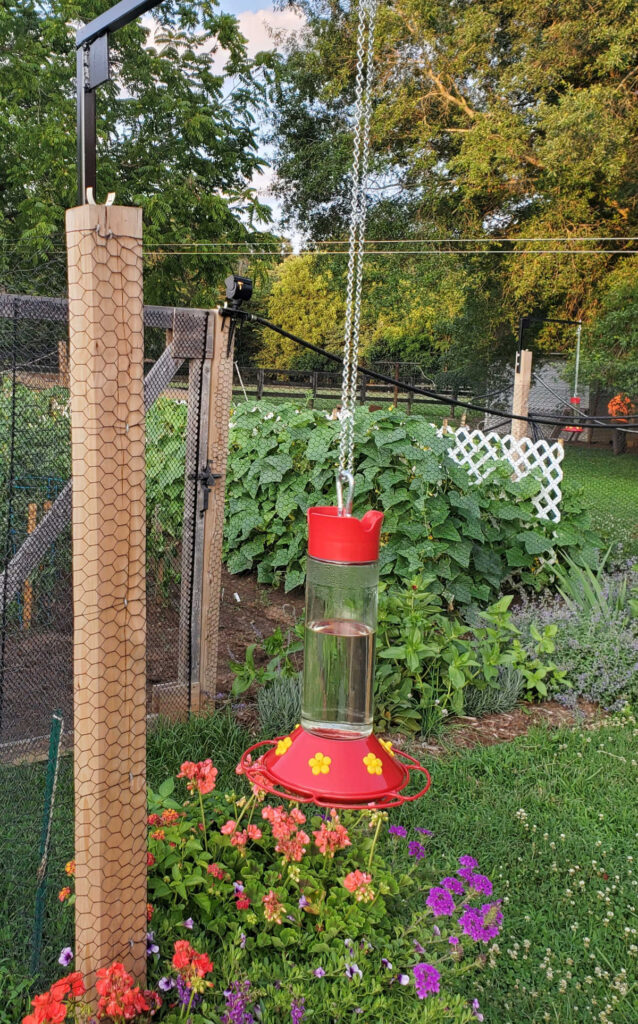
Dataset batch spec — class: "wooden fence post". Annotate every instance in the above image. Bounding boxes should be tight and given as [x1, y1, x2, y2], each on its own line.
[256, 368, 265, 401]
[311, 371, 318, 408]
[66, 204, 147, 994]
[511, 349, 533, 441]
[22, 503, 37, 629]
[198, 312, 234, 706]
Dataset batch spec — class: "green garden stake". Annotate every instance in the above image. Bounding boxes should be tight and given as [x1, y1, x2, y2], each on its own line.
[30, 710, 64, 979]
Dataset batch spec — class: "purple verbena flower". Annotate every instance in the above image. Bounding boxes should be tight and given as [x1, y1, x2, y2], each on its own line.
[457, 866, 477, 882]
[291, 996, 305, 1024]
[426, 886, 455, 917]
[389, 825, 407, 838]
[441, 876, 464, 895]
[345, 963, 362, 980]
[413, 963, 441, 999]
[467, 873, 493, 896]
[458, 855, 478, 869]
[58, 947, 73, 967]
[458, 902, 503, 943]
[448, 936, 459, 946]
[408, 841, 426, 860]
[314, 967, 326, 978]
[414, 828, 433, 836]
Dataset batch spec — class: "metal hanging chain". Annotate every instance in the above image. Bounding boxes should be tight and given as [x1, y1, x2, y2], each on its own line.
[337, 0, 377, 514]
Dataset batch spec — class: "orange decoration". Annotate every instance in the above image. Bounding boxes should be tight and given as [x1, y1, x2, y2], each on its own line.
[608, 393, 636, 421]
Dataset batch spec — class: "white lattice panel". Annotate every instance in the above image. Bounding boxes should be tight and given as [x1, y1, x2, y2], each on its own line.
[439, 426, 564, 522]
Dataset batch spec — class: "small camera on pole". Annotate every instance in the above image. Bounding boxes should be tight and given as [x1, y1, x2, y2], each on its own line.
[225, 275, 253, 307]
[223, 275, 253, 354]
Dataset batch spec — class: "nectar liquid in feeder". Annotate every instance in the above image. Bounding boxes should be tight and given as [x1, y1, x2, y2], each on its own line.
[301, 506, 384, 740]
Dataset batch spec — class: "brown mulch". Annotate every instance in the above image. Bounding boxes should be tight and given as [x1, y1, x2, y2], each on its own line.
[398, 700, 602, 758]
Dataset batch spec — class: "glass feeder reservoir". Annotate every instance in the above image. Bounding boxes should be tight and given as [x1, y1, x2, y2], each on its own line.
[238, 504, 432, 808]
[302, 506, 384, 740]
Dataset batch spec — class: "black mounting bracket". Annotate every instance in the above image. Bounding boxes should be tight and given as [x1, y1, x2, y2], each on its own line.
[76, 0, 164, 205]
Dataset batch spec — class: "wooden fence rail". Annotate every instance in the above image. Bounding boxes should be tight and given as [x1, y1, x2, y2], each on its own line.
[232, 366, 473, 414]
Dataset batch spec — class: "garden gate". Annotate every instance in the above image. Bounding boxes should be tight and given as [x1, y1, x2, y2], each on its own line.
[0, 226, 234, 985]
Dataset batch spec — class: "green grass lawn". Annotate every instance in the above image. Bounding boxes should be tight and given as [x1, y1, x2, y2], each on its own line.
[562, 447, 638, 554]
[2, 712, 636, 1023]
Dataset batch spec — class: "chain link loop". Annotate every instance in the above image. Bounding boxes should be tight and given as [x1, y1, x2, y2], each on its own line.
[337, 0, 377, 512]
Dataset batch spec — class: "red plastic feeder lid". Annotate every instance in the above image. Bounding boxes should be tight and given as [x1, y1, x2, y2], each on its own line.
[570, 396, 581, 405]
[308, 507, 384, 563]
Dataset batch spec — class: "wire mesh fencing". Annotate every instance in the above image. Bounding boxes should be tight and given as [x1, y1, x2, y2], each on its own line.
[0, 247, 206, 987]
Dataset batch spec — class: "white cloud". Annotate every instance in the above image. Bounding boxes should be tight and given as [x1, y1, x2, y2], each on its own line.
[236, 7, 305, 58]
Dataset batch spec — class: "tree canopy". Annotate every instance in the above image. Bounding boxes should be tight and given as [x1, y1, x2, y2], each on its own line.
[265, 0, 638, 380]
[0, 0, 277, 305]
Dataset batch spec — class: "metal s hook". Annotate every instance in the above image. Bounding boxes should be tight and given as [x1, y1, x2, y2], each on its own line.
[336, 470, 354, 517]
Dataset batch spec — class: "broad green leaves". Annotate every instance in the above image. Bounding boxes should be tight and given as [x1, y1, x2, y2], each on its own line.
[223, 401, 597, 601]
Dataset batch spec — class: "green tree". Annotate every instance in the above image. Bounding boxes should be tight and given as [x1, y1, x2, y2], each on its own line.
[578, 258, 638, 396]
[262, 254, 344, 367]
[268, 0, 638, 365]
[0, 0, 278, 306]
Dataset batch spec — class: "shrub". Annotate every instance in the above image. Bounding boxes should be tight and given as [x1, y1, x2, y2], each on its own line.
[227, 578, 566, 739]
[257, 674, 302, 738]
[224, 401, 599, 602]
[515, 564, 638, 711]
[463, 667, 524, 718]
[375, 580, 566, 734]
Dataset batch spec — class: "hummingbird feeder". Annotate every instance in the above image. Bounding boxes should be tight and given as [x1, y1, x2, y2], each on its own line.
[238, 0, 429, 809]
[238, 502, 431, 809]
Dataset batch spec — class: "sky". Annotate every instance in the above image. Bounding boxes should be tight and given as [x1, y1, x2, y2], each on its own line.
[219, 3, 306, 238]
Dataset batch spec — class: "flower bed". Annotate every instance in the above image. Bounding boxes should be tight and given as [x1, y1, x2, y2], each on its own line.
[28, 758, 502, 1023]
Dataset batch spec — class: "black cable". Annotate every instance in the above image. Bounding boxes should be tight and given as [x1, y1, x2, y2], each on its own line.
[220, 308, 636, 433]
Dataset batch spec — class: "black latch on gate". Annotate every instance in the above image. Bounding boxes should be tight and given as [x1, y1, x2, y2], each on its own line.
[189, 462, 221, 515]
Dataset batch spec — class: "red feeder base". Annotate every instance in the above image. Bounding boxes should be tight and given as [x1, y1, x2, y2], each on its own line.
[238, 725, 431, 809]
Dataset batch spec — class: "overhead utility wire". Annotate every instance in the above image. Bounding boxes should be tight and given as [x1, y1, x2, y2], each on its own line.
[220, 308, 638, 434]
[146, 248, 638, 256]
[147, 235, 638, 247]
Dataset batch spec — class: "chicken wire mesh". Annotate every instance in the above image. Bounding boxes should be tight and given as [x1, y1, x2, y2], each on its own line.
[0, 247, 205, 986]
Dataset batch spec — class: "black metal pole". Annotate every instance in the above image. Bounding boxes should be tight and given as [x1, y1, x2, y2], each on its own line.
[76, 0, 164, 203]
[517, 315, 526, 354]
[76, 46, 97, 205]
